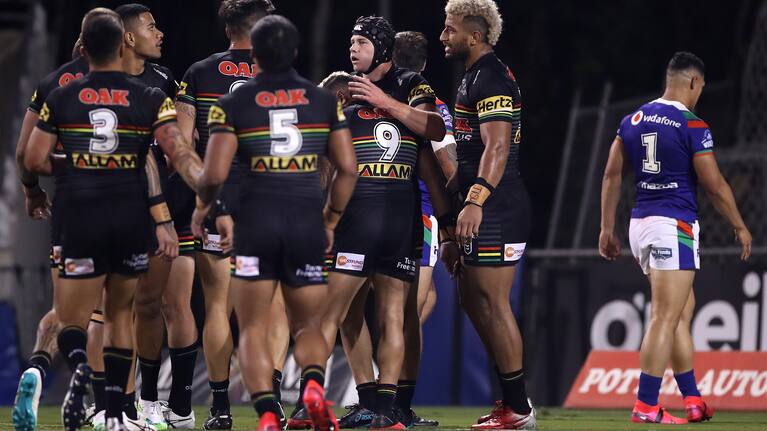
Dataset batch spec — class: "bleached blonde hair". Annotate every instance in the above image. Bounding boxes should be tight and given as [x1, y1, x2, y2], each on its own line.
[445, 0, 503, 46]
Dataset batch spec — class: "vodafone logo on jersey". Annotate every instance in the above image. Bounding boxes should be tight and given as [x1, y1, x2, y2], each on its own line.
[630, 110, 643, 126]
[565, 351, 767, 410]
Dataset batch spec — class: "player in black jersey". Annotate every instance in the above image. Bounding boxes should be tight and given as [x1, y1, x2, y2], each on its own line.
[23, 13, 203, 431]
[316, 16, 453, 430]
[175, 1, 274, 429]
[193, 15, 357, 431]
[440, 1, 534, 429]
[11, 8, 123, 431]
[113, 4, 180, 429]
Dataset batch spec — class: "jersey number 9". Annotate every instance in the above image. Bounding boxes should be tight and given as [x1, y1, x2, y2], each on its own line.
[374, 121, 401, 162]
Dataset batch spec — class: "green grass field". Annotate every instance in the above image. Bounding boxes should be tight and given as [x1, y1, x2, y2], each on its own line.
[3, 406, 767, 431]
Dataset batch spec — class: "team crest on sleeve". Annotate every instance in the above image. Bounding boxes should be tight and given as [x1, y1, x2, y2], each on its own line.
[177, 81, 188, 96]
[157, 97, 177, 120]
[30, 90, 37, 104]
[630, 111, 643, 126]
[39, 102, 51, 122]
[701, 129, 714, 148]
[336, 99, 346, 122]
[208, 105, 227, 125]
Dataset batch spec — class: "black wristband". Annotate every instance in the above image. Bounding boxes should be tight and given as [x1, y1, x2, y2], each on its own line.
[474, 177, 495, 193]
[464, 201, 482, 208]
[148, 195, 166, 206]
[210, 199, 230, 219]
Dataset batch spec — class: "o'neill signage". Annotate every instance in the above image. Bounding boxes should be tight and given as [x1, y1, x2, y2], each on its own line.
[565, 351, 767, 410]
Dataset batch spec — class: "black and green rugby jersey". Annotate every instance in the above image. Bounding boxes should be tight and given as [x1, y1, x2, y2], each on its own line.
[36, 71, 177, 199]
[453, 52, 522, 190]
[207, 68, 346, 200]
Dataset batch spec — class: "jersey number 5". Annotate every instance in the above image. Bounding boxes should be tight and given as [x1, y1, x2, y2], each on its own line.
[89, 108, 119, 154]
[374, 121, 401, 162]
[269, 109, 302, 156]
[641, 132, 661, 174]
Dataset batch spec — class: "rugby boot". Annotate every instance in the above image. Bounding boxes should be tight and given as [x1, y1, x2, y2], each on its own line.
[631, 400, 688, 425]
[684, 396, 713, 422]
[303, 380, 339, 431]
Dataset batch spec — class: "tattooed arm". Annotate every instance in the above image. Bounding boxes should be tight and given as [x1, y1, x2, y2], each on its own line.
[176, 102, 197, 147]
[154, 122, 204, 192]
[145, 150, 179, 259]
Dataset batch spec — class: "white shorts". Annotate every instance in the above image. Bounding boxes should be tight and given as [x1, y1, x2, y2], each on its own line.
[421, 215, 439, 268]
[628, 216, 700, 275]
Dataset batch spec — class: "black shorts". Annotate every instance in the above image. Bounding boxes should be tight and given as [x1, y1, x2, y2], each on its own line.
[50, 195, 63, 268]
[197, 182, 240, 256]
[58, 194, 150, 278]
[166, 175, 196, 255]
[461, 182, 531, 266]
[328, 197, 417, 282]
[231, 197, 326, 287]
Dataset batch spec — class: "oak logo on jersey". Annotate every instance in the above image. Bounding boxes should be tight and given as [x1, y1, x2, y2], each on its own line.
[357, 162, 412, 180]
[58, 72, 84, 87]
[476, 95, 514, 115]
[357, 107, 393, 120]
[408, 84, 435, 104]
[72, 153, 138, 169]
[218, 61, 258, 78]
[250, 154, 318, 172]
[78, 88, 130, 107]
[255, 89, 309, 108]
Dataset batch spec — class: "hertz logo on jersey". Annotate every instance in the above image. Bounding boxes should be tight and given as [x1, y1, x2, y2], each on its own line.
[251, 154, 318, 172]
[476, 95, 514, 114]
[357, 162, 412, 180]
[72, 153, 138, 169]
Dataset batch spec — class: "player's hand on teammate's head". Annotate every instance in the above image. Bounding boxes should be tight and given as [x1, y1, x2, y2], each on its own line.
[349, 76, 393, 110]
[24, 186, 51, 220]
[599, 230, 621, 261]
[216, 215, 234, 254]
[155, 223, 179, 260]
[735, 226, 752, 261]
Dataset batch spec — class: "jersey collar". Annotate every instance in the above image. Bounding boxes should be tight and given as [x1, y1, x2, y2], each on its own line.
[653, 97, 688, 112]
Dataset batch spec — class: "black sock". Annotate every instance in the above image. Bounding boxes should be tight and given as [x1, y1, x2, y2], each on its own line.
[28, 350, 52, 380]
[57, 326, 88, 373]
[103, 347, 133, 420]
[168, 343, 197, 416]
[123, 392, 138, 420]
[273, 370, 283, 403]
[252, 391, 280, 417]
[499, 369, 531, 414]
[395, 380, 416, 411]
[301, 365, 325, 393]
[295, 377, 305, 409]
[210, 379, 230, 412]
[138, 356, 161, 402]
[357, 382, 377, 411]
[92, 371, 106, 412]
[375, 384, 397, 415]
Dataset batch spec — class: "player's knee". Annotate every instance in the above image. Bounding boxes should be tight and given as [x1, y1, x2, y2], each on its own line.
[134, 291, 162, 319]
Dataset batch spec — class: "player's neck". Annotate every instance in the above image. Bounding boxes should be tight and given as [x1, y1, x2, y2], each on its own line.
[122, 50, 146, 76]
[364, 62, 392, 82]
[229, 39, 251, 50]
[661, 88, 693, 110]
[90, 58, 124, 73]
[464, 45, 494, 71]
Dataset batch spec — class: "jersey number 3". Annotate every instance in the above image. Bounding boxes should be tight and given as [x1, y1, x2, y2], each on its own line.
[89, 108, 119, 154]
[641, 132, 661, 174]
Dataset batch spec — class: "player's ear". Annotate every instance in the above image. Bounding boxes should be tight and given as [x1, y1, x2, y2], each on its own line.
[124, 31, 135, 47]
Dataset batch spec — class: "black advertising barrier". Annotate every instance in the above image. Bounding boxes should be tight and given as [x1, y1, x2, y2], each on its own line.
[522, 256, 767, 406]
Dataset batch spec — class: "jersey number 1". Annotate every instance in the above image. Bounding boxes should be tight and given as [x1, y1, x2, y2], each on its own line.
[641, 132, 661, 174]
[89, 108, 119, 154]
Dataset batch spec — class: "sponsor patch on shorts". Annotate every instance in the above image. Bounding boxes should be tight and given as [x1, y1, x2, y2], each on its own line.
[202, 234, 223, 252]
[235, 256, 260, 277]
[651, 246, 673, 260]
[335, 252, 365, 271]
[123, 253, 149, 271]
[503, 243, 526, 262]
[64, 258, 95, 276]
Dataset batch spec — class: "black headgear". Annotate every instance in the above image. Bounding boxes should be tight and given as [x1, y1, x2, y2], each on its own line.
[352, 16, 395, 74]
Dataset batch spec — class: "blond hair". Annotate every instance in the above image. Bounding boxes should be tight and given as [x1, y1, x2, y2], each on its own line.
[445, 0, 503, 46]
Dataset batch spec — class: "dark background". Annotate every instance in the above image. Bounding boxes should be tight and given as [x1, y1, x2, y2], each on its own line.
[41, 0, 761, 245]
